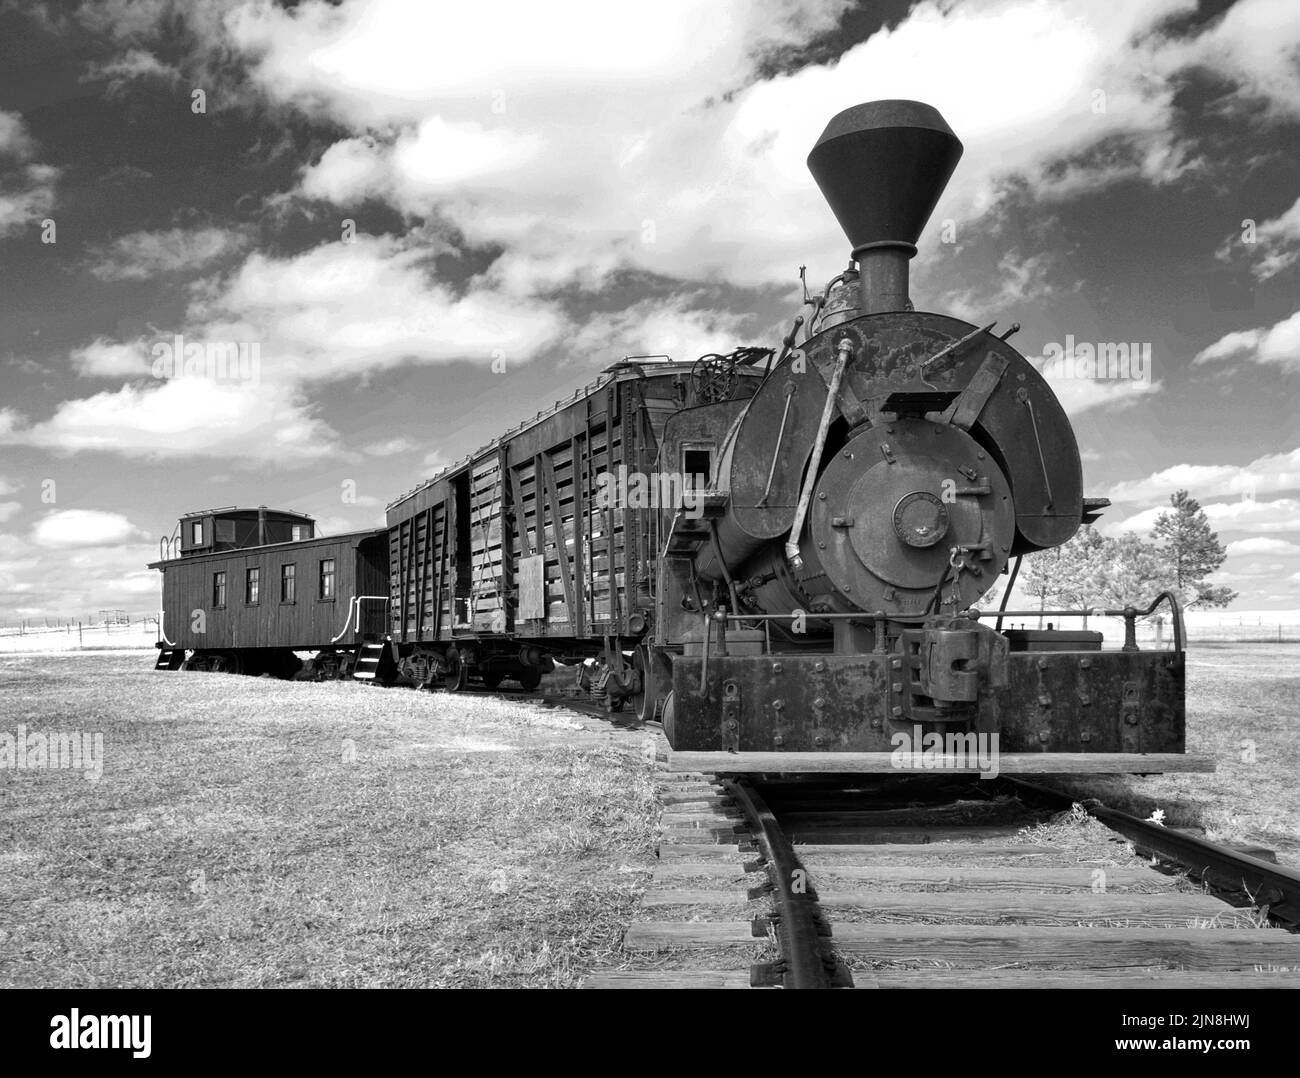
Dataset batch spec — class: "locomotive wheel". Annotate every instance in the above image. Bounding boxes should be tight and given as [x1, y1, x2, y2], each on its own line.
[517, 668, 542, 691]
[661, 690, 676, 745]
[481, 670, 504, 691]
[442, 650, 468, 692]
[631, 647, 653, 722]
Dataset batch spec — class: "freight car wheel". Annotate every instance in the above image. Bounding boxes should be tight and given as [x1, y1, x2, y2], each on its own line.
[517, 668, 542, 691]
[481, 670, 504, 691]
[631, 646, 654, 722]
[442, 650, 468, 692]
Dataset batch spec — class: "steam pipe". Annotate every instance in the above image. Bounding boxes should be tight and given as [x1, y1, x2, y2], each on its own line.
[785, 338, 851, 569]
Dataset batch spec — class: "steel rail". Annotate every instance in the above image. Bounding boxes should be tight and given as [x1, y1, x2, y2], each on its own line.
[1005, 777, 1300, 926]
[722, 777, 841, 988]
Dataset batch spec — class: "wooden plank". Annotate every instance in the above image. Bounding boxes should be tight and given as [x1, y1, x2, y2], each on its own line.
[810, 890, 1251, 925]
[431, 503, 446, 639]
[571, 433, 586, 636]
[641, 888, 754, 908]
[788, 843, 1065, 860]
[869, 969, 1300, 989]
[623, 922, 758, 950]
[789, 825, 1036, 844]
[538, 451, 577, 634]
[656, 845, 746, 863]
[398, 518, 410, 641]
[652, 862, 755, 880]
[498, 446, 515, 633]
[583, 970, 752, 989]
[669, 751, 1216, 774]
[829, 925, 1300, 969]
[795, 865, 1178, 891]
[416, 507, 432, 638]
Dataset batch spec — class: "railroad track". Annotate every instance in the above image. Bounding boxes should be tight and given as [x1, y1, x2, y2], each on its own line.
[588, 761, 1300, 989]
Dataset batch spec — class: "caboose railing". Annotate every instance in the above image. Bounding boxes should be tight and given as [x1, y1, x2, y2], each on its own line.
[331, 595, 392, 644]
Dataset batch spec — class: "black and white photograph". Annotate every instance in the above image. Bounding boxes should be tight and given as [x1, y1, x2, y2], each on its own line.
[1, 0, 1297, 1048]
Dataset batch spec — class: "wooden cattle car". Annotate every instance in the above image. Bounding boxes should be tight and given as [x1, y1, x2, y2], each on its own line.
[151, 507, 388, 676]
[372, 356, 768, 697]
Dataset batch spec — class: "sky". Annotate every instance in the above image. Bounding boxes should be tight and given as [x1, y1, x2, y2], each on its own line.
[0, 0, 1298, 623]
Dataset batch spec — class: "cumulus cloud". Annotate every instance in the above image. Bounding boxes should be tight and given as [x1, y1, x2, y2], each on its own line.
[1193, 308, 1300, 373]
[0, 378, 341, 465]
[1106, 446, 1300, 503]
[1102, 496, 1300, 537]
[1029, 357, 1161, 417]
[31, 509, 145, 549]
[568, 297, 757, 366]
[1226, 537, 1300, 556]
[86, 226, 249, 281]
[0, 502, 20, 524]
[184, 233, 570, 381]
[213, 0, 1300, 301]
[70, 338, 154, 378]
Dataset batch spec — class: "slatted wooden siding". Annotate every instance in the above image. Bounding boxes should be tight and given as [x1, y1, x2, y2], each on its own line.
[386, 372, 678, 644]
[389, 501, 451, 640]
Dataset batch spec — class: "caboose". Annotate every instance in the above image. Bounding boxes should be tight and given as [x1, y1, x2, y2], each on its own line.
[151, 506, 387, 677]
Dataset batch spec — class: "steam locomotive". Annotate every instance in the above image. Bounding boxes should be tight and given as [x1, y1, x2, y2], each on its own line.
[152, 100, 1192, 773]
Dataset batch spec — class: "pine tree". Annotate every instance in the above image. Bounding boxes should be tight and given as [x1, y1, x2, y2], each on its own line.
[1092, 532, 1174, 608]
[1151, 490, 1237, 609]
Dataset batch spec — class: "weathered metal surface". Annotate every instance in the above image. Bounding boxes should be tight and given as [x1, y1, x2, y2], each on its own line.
[668, 649, 1185, 755]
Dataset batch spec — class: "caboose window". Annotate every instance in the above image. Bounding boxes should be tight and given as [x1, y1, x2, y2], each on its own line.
[191, 521, 203, 545]
[246, 567, 260, 605]
[291, 524, 310, 542]
[213, 571, 226, 608]
[281, 563, 295, 603]
[319, 558, 335, 600]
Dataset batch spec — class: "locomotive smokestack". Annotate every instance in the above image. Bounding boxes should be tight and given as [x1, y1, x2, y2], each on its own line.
[807, 100, 963, 314]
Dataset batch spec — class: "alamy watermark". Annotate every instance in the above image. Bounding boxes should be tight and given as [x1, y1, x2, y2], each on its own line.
[151, 333, 261, 384]
[594, 466, 705, 519]
[1, 725, 103, 783]
[1040, 335, 1151, 383]
[890, 724, 1000, 779]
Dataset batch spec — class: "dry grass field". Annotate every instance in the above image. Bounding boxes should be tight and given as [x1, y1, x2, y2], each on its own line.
[0, 653, 659, 988]
[1, 641, 1296, 988]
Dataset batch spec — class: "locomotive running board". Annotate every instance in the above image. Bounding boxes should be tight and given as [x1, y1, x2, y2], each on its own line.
[668, 751, 1215, 775]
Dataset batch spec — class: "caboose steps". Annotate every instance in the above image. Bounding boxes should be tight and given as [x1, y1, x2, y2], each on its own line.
[352, 642, 392, 682]
[153, 648, 185, 670]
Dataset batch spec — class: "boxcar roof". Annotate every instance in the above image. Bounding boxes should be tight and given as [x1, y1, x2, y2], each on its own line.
[385, 359, 760, 512]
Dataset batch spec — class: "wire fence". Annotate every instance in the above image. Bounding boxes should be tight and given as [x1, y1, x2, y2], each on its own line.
[0, 618, 160, 651]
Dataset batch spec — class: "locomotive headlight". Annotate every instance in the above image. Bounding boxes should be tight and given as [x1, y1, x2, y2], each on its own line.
[807, 418, 1015, 615]
[892, 491, 949, 548]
